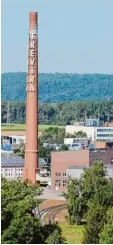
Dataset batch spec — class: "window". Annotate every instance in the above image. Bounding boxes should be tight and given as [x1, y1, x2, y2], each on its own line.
[97, 129, 113, 132]
[55, 173, 60, 176]
[63, 173, 67, 177]
[63, 180, 67, 187]
[55, 180, 61, 187]
[13, 138, 16, 143]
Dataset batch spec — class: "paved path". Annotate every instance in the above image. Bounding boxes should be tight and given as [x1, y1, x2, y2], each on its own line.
[38, 188, 65, 200]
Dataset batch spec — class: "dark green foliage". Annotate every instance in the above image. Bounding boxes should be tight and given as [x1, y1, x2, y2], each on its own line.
[1, 72, 113, 102]
[13, 140, 25, 158]
[99, 208, 113, 244]
[1, 178, 66, 244]
[59, 144, 68, 151]
[66, 131, 87, 138]
[40, 127, 65, 144]
[43, 224, 67, 244]
[64, 178, 87, 225]
[83, 200, 106, 244]
[65, 163, 113, 244]
[2, 100, 113, 125]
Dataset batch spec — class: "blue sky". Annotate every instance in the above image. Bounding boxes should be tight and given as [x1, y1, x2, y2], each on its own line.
[2, 0, 113, 74]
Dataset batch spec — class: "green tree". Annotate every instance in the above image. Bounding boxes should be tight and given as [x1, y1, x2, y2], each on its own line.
[83, 199, 106, 244]
[40, 127, 65, 144]
[1, 178, 66, 244]
[82, 164, 113, 244]
[64, 178, 86, 225]
[44, 225, 67, 244]
[99, 208, 113, 244]
[59, 144, 68, 151]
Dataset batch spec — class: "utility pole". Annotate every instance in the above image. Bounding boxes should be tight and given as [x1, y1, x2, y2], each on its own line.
[85, 110, 87, 121]
[7, 102, 10, 127]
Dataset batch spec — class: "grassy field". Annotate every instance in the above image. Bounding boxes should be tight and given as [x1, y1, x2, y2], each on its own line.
[1, 124, 64, 132]
[60, 224, 84, 244]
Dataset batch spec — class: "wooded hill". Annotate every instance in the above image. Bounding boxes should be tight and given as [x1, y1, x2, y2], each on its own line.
[2, 72, 113, 103]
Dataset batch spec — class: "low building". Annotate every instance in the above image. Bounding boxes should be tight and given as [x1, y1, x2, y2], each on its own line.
[51, 149, 113, 190]
[64, 138, 88, 146]
[2, 135, 25, 145]
[67, 164, 113, 181]
[1, 155, 24, 180]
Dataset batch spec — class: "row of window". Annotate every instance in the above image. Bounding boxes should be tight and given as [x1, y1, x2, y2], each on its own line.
[97, 134, 113, 137]
[97, 129, 113, 132]
[5, 168, 23, 172]
[5, 173, 23, 177]
[55, 173, 67, 177]
[55, 180, 67, 187]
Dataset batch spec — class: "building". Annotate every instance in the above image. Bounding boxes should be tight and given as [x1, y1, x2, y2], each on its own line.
[85, 118, 100, 126]
[95, 141, 113, 149]
[23, 12, 39, 184]
[2, 135, 25, 145]
[65, 125, 95, 141]
[51, 149, 113, 190]
[95, 127, 113, 141]
[64, 138, 88, 146]
[1, 156, 24, 180]
[66, 125, 113, 142]
[67, 164, 113, 180]
[1, 155, 50, 185]
[51, 150, 89, 190]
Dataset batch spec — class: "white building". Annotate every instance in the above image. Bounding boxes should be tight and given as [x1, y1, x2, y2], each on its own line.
[65, 125, 113, 142]
[1, 155, 24, 180]
[65, 125, 95, 141]
[64, 138, 88, 146]
[3, 135, 25, 145]
[95, 127, 113, 142]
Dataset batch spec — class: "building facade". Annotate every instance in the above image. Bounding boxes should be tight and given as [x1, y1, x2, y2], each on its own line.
[1, 156, 24, 180]
[51, 149, 113, 190]
[95, 127, 113, 141]
[51, 150, 89, 190]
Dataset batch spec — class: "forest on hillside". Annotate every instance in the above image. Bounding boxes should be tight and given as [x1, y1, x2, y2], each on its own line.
[1, 72, 113, 103]
[2, 101, 113, 125]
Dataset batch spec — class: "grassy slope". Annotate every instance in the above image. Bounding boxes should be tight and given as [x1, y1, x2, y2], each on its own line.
[1, 124, 64, 132]
[60, 224, 84, 244]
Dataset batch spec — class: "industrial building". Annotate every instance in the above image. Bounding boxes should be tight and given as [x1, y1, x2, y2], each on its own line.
[51, 149, 113, 190]
[67, 164, 113, 180]
[1, 155, 50, 185]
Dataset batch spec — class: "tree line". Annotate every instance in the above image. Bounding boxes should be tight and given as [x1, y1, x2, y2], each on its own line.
[2, 100, 113, 125]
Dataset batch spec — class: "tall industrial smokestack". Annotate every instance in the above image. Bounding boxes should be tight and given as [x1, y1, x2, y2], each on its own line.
[23, 12, 38, 184]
